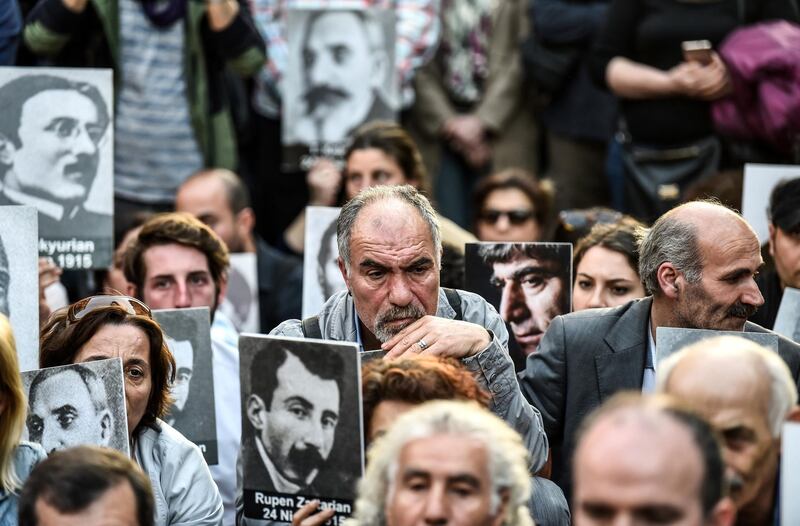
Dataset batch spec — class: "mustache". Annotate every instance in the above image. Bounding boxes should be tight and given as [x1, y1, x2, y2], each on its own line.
[303, 85, 350, 114]
[728, 302, 757, 319]
[288, 444, 325, 475]
[727, 471, 745, 496]
[374, 304, 426, 342]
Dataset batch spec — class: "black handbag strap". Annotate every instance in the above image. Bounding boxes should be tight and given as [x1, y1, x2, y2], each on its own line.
[443, 287, 463, 321]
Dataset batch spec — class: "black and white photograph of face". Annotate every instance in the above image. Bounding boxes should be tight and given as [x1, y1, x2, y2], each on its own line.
[219, 253, 260, 334]
[21, 359, 129, 455]
[655, 327, 779, 370]
[0, 206, 39, 371]
[782, 422, 800, 525]
[0, 67, 114, 269]
[742, 164, 800, 244]
[153, 307, 218, 465]
[303, 206, 346, 318]
[239, 335, 362, 522]
[773, 287, 800, 344]
[465, 242, 572, 370]
[283, 8, 398, 150]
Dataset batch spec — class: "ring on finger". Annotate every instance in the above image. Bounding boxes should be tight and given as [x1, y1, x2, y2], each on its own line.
[417, 339, 429, 351]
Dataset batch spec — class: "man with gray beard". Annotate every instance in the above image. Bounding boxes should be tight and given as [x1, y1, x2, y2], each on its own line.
[267, 185, 547, 466]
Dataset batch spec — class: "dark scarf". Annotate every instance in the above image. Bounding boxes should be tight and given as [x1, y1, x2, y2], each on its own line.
[139, 0, 187, 27]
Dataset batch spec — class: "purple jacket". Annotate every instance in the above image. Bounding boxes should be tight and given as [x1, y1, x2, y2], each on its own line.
[712, 21, 800, 154]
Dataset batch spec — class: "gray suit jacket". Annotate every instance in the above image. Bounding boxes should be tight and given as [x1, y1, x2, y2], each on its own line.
[519, 296, 800, 500]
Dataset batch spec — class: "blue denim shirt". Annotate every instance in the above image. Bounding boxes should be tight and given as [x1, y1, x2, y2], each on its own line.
[0, 442, 47, 526]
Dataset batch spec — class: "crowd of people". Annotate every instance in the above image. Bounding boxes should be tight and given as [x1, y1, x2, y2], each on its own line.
[1, 0, 800, 525]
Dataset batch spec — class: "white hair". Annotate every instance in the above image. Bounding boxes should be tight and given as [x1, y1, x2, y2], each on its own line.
[656, 335, 797, 437]
[346, 400, 533, 526]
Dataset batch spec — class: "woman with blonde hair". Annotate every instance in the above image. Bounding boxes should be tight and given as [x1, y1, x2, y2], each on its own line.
[0, 314, 46, 524]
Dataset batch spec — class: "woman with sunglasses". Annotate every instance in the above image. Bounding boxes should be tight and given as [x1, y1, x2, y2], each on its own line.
[0, 315, 46, 525]
[39, 295, 223, 526]
[472, 169, 553, 242]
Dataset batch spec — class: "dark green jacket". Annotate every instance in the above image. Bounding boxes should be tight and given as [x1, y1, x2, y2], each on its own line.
[23, 0, 266, 170]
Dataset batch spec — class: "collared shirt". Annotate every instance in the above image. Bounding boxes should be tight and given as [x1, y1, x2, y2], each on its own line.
[210, 310, 242, 526]
[642, 316, 656, 393]
[255, 436, 302, 494]
[3, 187, 65, 221]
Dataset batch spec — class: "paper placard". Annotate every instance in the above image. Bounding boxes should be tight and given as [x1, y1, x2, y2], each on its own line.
[239, 334, 364, 524]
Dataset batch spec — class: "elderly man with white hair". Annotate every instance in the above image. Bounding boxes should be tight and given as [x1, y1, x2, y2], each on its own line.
[657, 335, 800, 526]
[347, 400, 533, 526]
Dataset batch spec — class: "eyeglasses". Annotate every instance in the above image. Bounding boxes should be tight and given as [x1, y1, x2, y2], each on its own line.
[66, 295, 151, 326]
[479, 209, 536, 225]
[558, 209, 623, 232]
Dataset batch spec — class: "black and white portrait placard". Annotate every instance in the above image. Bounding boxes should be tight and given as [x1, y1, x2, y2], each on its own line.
[773, 287, 800, 343]
[303, 206, 345, 318]
[21, 358, 129, 455]
[0, 66, 114, 269]
[153, 307, 218, 465]
[219, 253, 261, 334]
[239, 334, 363, 524]
[742, 164, 800, 244]
[282, 8, 399, 171]
[0, 206, 39, 371]
[782, 422, 800, 525]
[464, 242, 572, 370]
[655, 327, 779, 369]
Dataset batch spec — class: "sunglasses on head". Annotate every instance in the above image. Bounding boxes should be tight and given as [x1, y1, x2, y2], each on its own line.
[66, 295, 151, 327]
[479, 209, 536, 225]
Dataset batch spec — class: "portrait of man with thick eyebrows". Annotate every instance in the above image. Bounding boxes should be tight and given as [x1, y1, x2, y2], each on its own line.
[26, 363, 114, 454]
[286, 9, 396, 146]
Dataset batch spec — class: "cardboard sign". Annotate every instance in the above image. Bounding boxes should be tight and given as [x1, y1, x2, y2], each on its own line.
[22, 359, 129, 455]
[153, 307, 218, 464]
[465, 242, 573, 369]
[239, 334, 364, 524]
[0, 66, 114, 268]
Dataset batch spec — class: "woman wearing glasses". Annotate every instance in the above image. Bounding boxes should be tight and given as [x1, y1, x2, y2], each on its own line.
[0, 315, 46, 526]
[472, 169, 553, 242]
[39, 295, 223, 526]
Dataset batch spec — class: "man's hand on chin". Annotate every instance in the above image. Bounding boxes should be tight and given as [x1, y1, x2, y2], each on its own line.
[381, 316, 492, 359]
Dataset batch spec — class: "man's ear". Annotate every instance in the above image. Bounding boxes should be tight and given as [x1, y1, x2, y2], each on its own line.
[489, 489, 510, 526]
[656, 262, 681, 299]
[710, 496, 737, 526]
[235, 207, 256, 239]
[99, 410, 112, 446]
[768, 223, 776, 258]
[246, 394, 267, 430]
[338, 257, 351, 293]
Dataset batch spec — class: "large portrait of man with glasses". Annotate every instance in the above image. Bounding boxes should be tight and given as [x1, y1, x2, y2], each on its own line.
[0, 67, 113, 267]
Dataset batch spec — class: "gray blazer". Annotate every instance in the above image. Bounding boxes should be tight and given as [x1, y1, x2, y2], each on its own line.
[519, 296, 800, 500]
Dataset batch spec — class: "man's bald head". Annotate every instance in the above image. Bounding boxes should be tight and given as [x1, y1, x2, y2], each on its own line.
[175, 169, 255, 254]
[657, 336, 799, 511]
[658, 336, 797, 437]
[638, 201, 758, 296]
[573, 394, 732, 526]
